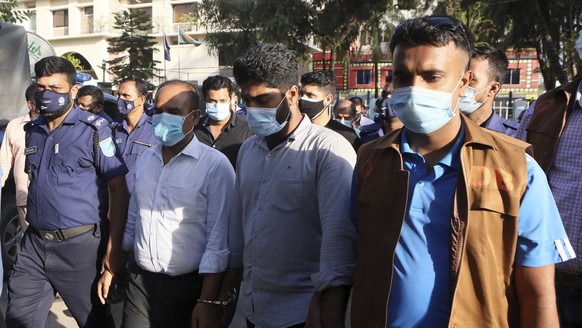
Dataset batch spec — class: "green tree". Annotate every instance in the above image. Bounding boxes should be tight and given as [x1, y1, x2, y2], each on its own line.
[106, 9, 159, 87]
[0, 0, 29, 23]
[437, 0, 582, 90]
[61, 53, 83, 71]
[200, 0, 313, 67]
[199, 0, 391, 70]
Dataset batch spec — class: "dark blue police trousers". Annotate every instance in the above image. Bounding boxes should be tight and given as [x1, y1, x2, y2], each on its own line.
[6, 226, 113, 328]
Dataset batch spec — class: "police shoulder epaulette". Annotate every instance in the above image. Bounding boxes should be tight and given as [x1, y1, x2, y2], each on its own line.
[81, 113, 110, 130]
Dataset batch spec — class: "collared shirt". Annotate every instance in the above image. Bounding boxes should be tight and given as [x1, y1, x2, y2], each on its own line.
[0, 114, 31, 205]
[547, 81, 582, 273]
[112, 112, 158, 192]
[387, 124, 573, 328]
[122, 136, 234, 276]
[516, 81, 582, 273]
[354, 115, 384, 142]
[483, 111, 519, 137]
[229, 115, 357, 328]
[324, 119, 361, 151]
[25, 106, 128, 230]
[193, 112, 253, 168]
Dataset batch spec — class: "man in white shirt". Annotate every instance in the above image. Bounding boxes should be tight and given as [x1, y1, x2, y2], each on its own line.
[98, 80, 235, 328]
[0, 83, 39, 231]
[222, 43, 357, 328]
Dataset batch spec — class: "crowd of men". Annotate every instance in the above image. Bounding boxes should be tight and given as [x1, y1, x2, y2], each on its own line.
[0, 14, 580, 328]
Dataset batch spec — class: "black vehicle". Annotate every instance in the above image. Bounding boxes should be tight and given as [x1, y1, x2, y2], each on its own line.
[1, 169, 21, 274]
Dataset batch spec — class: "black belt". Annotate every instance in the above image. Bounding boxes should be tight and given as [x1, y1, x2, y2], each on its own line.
[33, 224, 96, 242]
[131, 262, 199, 280]
[556, 270, 582, 290]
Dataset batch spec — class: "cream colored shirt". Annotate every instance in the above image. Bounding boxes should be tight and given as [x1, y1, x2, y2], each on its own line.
[0, 114, 31, 206]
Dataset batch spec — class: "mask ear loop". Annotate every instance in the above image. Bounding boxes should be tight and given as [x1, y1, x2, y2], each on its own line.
[277, 91, 291, 125]
[451, 73, 467, 115]
[183, 109, 197, 136]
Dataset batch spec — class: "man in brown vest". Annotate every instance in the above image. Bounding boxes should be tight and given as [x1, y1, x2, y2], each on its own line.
[351, 16, 574, 328]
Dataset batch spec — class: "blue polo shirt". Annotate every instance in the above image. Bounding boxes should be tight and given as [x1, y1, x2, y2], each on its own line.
[386, 124, 573, 328]
[25, 106, 128, 230]
[112, 112, 158, 192]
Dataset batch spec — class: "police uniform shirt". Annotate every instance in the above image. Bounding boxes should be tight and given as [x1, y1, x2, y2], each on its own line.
[112, 112, 158, 193]
[25, 106, 128, 230]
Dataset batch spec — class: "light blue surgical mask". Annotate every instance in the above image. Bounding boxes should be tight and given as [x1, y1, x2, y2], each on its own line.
[246, 94, 289, 137]
[459, 86, 485, 115]
[205, 102, 231, 121]
[153, 111, 195, 147]
[336, 118, 353, 128]
[390, 77, 463, 134]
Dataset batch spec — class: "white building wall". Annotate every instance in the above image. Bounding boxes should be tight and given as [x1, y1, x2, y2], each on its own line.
[16, 0, 220, 86]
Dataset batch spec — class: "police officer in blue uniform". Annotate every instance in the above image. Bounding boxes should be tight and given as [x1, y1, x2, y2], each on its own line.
[112, 76, 159, 193]
[6, 56, 130, 327]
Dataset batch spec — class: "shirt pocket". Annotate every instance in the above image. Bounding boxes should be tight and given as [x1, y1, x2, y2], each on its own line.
[164, 183, 207, 223]
[271, 176, 304, 212]
[49, 158, 93, 186]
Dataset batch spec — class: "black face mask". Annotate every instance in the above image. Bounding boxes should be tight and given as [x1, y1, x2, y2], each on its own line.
[299, 98, 326, 119]
[35, 89, 72, 119]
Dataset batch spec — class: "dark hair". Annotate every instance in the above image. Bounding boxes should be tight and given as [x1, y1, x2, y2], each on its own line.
[349, 96, 364, 107]
[25, 83, 37, 102]
[119, 76, 148, 97]
[300, 71, 336, 96]
[35, 56, 76, 87]
[385, 75, 393, 84]
[201, 75, 235, 99]
[389, 16, 472, 66]
[77, 85, 104, 107]
[156, 79, 200, 111]
[334, 99, 356, 116]
[472, 46, 509, 83]
[233, 43, 298, 92]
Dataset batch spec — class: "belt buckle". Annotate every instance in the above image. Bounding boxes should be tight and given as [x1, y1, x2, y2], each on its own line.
[43, 230, 65, 242]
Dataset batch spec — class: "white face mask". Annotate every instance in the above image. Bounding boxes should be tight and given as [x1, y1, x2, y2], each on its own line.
[459, 86, 486, 115]
[390, 75, 463, 134]
[246, 93, 289, 137]
[205, 102, 231, 121]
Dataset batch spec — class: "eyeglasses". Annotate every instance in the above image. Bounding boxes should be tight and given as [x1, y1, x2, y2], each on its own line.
[425, 16, 467, 35]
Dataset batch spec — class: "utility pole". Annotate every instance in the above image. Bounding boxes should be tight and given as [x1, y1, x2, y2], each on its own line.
[97, 60, 107, 82]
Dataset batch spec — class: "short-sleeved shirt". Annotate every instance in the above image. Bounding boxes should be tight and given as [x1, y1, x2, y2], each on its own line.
[387, 124, 574, 328]
[193, 113, 253, 169]
[112, 112, 158, 192]
[25, 106, 128, 230]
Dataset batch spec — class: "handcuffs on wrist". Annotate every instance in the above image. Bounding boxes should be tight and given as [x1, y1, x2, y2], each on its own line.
[196, 288, 237, 306]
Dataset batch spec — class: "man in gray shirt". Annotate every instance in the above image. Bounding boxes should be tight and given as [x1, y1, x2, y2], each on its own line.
[221, 44, 357, 328]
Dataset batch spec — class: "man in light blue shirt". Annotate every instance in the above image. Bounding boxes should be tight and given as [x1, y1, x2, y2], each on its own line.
[98, 80, 235, 328]
[350, 16, 574, 328]
[222, 44, 357, 328]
